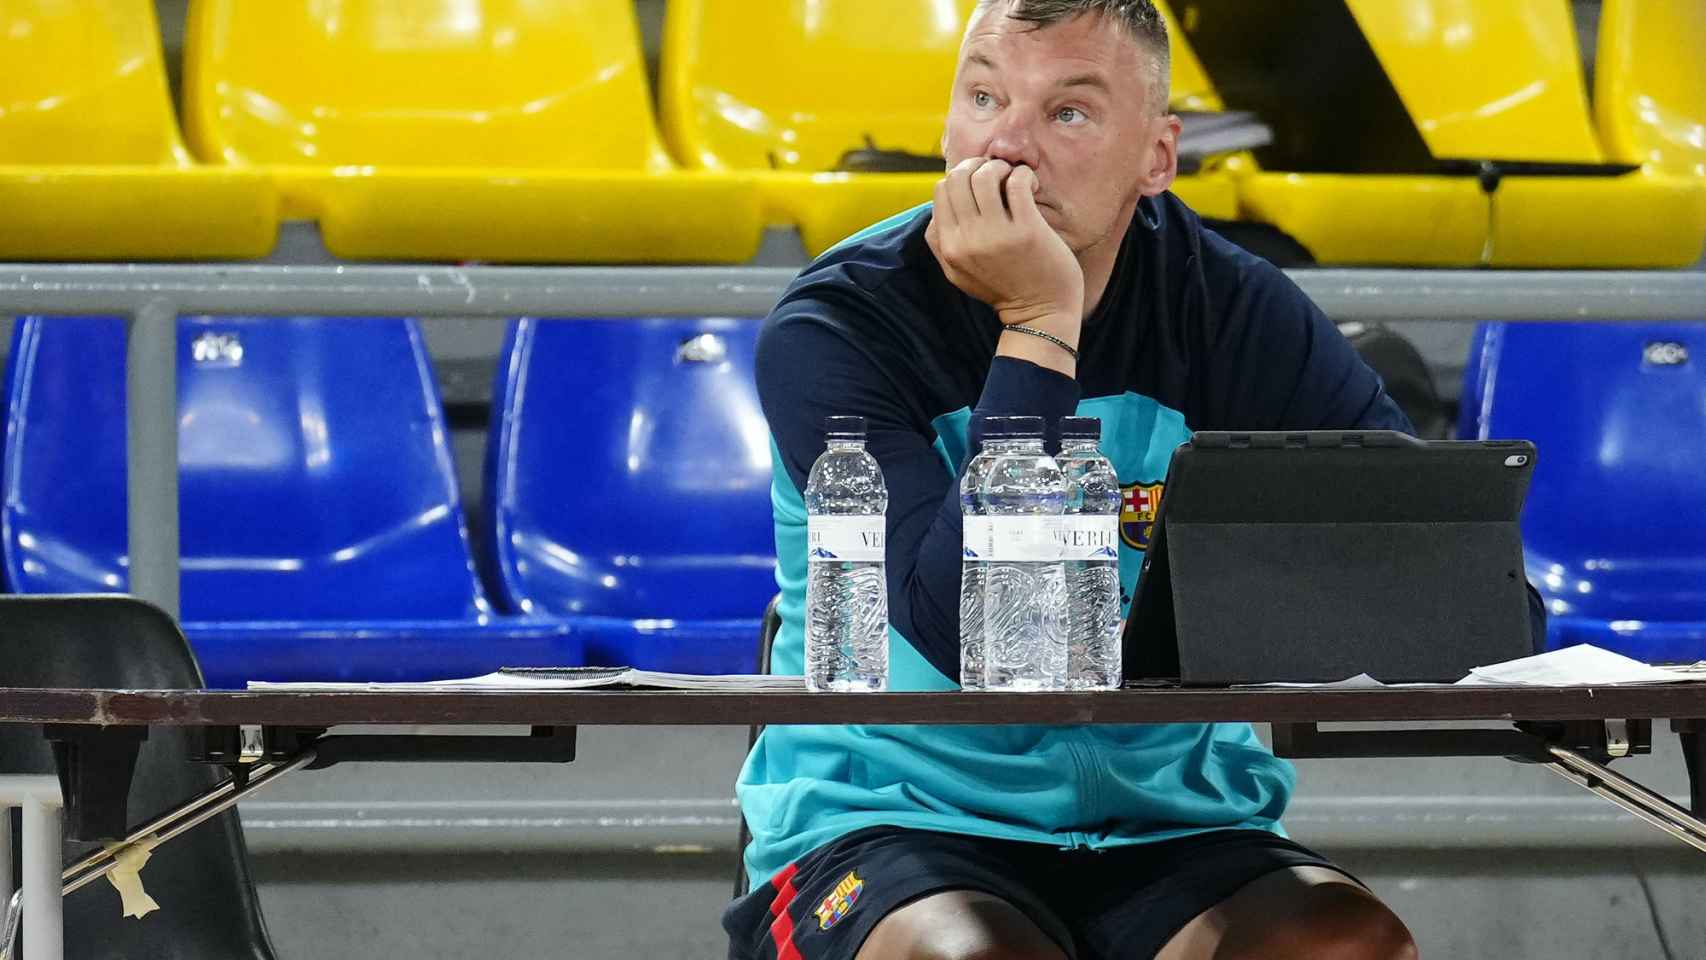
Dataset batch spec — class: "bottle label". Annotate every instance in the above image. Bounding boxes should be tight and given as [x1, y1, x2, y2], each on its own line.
[1059, 515, 1120, 561]
[962, 516, 994, 560]
[987, 516, 1064, 562]
[808, 515, 886, 562]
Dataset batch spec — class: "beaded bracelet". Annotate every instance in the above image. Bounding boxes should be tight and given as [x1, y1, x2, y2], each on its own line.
[1001, 323, 1079, 362]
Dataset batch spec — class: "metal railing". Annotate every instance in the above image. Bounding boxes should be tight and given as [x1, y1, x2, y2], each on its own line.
[1, 263, 1703, 618]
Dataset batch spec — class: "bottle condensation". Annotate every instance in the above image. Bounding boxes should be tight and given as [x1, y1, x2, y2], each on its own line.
[1059, 416, 1122, 690]
[978, 416, 1068, 691]
[804, 416, 889, 692]
[957, 415, 1005, 691]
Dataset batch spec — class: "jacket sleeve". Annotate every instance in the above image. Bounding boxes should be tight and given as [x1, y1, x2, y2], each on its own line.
[1196, 252, 1414, 433]
[758, 305, 1079, 679]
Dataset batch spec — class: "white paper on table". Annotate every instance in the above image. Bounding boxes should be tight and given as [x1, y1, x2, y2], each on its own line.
[1459, 644, 1700, 686]
[1247, 673, 1389, 689]
[245, 673, 577, 693]
[1242, 645, 1706, 689]
[247, 668, 804, 693]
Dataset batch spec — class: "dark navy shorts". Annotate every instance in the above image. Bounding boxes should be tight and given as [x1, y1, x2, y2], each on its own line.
[723, 826, 1353, 960]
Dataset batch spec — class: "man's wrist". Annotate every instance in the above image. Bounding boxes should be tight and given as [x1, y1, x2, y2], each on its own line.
[994, 310, 1079, 376]
[996, 305, 1082, 340]
[1001, 324, 1078, 362]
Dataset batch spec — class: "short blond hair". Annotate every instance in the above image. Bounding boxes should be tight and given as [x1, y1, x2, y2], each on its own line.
[976, 0, 1172, 114]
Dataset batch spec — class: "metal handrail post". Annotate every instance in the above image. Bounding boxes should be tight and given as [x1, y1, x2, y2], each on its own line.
[124, 301, 181, 619]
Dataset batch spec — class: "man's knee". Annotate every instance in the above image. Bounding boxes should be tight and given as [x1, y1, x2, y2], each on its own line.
[1217, 883, 1418, 960]
[856, 890, 1069, 960]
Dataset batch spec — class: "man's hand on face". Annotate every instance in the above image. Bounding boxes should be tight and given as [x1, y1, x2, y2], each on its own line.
[926, 158, 1086, 337]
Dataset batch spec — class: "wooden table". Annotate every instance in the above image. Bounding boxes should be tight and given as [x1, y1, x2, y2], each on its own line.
[2, 684, 1704, 960]
[4, 682, 1705, 726]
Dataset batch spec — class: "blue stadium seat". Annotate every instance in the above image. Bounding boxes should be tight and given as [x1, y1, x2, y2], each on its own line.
[484, 317, 775, 672]
[2, 316, 581, 687]
[1459, 322, 1706, 663]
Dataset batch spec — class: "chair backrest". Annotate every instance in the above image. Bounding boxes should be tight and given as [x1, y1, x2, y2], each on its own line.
[660, 0, 977, 172]
[1594, 0, 1706, 174]
[659, 0, 1219, 172]
[1185, 0, 1603, 174]
[733, 592, 783, 898]
[1459, 323, 1706, 643]
[183, 0, 673, 170]
[0, 595, 278, 960]
[2, 317, 490, 623]
[1346, 0, 1605, 164]
[0, 0, 190, 164]
[484, 318, 776, 620]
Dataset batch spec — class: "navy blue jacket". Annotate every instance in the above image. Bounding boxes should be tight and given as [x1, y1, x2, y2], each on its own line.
[738, 194, 1541, 888]
[760, 193, 1428, 678]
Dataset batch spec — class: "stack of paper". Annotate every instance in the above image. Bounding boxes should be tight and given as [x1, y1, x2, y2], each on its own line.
[1456, 644, 1700, 686]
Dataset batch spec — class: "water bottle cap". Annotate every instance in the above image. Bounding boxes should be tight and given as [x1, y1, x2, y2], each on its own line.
[981, 415, 1045, 439]
[1060, 416, 1102, 440]
[824, 415, 867, 440]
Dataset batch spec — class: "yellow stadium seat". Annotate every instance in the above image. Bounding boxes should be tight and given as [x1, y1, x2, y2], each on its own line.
[1488, 0, 1705, 266]
[1596, 0, 1706, 176]
[1196, 0, 1703, 267]
[182, 0, 760, 264]
[659, 0, 1240, 256]
[659, 0, 967, 255]
[1346, 0, 1606, 166]
[0, 0, 276, 260]
[663, 0, 976, 174]
[1232, 165, 1489, 267]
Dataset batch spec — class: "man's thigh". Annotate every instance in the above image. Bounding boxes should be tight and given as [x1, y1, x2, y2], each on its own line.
[724, 827, 1073, 960]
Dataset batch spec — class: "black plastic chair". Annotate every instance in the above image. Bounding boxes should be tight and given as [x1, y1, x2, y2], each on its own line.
[732, 594, 782, 899]
[0, 595, 281, 959]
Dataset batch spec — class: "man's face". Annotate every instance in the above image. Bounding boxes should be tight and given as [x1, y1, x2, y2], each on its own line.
[942, 5, 1174, 256]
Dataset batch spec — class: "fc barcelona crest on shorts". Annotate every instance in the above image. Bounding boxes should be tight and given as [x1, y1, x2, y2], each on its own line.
[814, 871, 865, 930]
[1120, 481, 1164, 550]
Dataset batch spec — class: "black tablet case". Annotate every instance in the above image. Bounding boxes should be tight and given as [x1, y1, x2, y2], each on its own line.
[1125, 432, 1537, 685]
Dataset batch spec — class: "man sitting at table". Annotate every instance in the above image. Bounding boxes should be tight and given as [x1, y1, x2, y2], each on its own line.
[729, 3, 1458, 957]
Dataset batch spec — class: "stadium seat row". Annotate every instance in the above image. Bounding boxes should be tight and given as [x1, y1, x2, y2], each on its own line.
[3, 316, 1702, 686]
[3, 316, 775, 686]
[1, 0, 1702, 267]
[1458, 322, 1706, 667]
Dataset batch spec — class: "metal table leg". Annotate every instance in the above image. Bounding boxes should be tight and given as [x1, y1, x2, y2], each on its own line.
[1, 806, 11, 922]
[1, 776, 63, 960]
[21, 798, 60, 960]
[1677, 720, 1704, 816]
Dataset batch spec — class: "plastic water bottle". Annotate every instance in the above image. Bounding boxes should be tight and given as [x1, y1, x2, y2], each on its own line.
[979, 417, 1068, 691]
[804, 416, 889, 692]
[1059, 417, 1122, 690]
[957, 415, 1005, 691]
